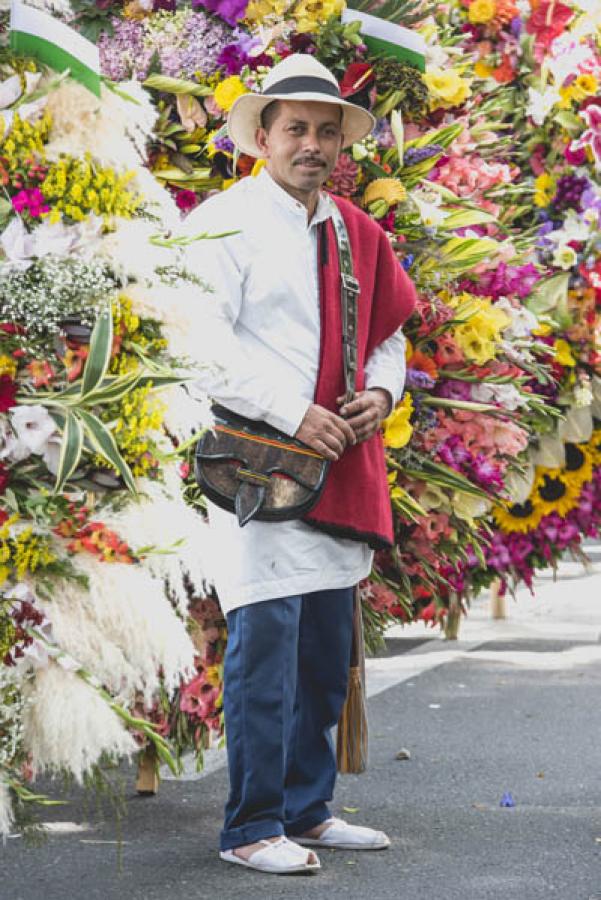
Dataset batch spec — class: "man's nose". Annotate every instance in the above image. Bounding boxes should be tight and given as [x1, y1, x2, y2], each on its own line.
[301, 129, 321, 153]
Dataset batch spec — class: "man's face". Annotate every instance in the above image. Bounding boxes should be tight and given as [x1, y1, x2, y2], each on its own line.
[255, 100, 344, 197]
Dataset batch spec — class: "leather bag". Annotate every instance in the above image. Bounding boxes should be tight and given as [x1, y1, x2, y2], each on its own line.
[194, 198, 358, 527]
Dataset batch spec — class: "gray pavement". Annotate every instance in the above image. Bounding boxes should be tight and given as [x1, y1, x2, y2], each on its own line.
[3, 561, 601, 900]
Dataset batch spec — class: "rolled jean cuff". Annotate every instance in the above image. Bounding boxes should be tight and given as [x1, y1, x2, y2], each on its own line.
[220, 819, 285, 851]
[285, 807, 331, 838]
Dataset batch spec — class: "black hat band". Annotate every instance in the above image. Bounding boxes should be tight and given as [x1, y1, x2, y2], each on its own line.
[263, 76, 341, 99]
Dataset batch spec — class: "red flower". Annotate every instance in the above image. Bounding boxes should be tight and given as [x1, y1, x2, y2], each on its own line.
[0, 509, 8, 524]
[340, 63, 374, 99]
[526, 1, 573, 49]
[0, 465, 9, 495]
[0, 374, 17, 412]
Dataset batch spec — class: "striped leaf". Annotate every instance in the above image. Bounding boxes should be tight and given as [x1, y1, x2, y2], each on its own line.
[81, 306, 113, 398]
[77, 409, 137, 495]
[54, 411, 84, 494]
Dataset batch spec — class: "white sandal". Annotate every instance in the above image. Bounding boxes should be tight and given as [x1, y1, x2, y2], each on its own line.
[220, 836, 321, 874]
[294, 817, 391, 851]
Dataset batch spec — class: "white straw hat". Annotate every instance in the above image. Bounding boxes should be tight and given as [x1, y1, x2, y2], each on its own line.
[227, 53, 375, 158]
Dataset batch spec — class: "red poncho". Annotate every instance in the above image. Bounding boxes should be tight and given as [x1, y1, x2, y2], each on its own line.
[303, 196, 417, 549]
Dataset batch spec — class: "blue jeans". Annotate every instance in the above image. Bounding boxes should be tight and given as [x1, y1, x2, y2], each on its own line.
[220, 587, 355, 851]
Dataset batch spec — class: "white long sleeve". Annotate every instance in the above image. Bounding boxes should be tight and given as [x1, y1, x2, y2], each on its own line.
[365, 326, 407, 411]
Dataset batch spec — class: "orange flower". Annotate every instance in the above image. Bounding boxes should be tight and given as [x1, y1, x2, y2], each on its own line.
[26, 359, 55, 388]
[407, 349, 439, 380]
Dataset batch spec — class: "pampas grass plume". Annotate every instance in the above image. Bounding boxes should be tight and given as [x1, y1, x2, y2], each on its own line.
[22, 664, 138, 782]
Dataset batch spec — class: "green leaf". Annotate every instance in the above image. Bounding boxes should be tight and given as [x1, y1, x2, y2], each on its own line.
[77, 409, 137, 495]
[54, 411, 84, 494]
[81, 306, 113, 398]
[524, 272, 570, 318]
[441, 208, 497, 230]
[142, 75, 212, 97]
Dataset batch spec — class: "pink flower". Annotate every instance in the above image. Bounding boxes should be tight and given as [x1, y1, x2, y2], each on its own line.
[175, 189, 198, 211]
[570, 104, 601, 170]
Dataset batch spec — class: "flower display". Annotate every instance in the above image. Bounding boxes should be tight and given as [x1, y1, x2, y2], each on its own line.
[0, 54, 216, 834]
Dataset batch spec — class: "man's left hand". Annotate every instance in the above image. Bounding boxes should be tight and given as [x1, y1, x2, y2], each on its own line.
[337, 389, 391, 444]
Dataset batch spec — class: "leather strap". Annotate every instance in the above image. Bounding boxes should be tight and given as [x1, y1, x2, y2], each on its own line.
[329, 200, 359, 405]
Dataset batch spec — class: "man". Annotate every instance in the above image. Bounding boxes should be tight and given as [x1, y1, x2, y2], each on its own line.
[185, 53, 417, 874]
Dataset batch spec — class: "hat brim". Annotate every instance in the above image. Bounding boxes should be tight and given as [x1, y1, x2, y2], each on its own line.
[227, 92, 375, 158]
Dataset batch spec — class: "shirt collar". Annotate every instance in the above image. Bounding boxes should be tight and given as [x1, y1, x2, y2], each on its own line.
[258, 168, 332, 228]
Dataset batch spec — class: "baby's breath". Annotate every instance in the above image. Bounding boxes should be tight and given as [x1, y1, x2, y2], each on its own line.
[0, 256, 119, 338]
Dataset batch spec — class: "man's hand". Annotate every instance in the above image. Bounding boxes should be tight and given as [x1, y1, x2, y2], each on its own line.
[295, 403, 357, 461]
[337, 389, 391, 443]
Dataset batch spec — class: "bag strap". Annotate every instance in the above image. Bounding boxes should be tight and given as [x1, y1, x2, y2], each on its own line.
[329, 199, 359, 405]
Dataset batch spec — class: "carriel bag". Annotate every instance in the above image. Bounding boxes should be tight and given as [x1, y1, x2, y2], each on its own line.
[194, 199, 359, 527]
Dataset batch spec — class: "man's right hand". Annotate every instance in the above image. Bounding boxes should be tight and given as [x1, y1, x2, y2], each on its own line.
[295, 404, 357, 461]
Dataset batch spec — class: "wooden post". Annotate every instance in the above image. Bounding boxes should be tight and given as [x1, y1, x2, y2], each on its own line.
[444, 595, 461, 641]
[490, 579, 507, 620]
[136, 744, 159, 795]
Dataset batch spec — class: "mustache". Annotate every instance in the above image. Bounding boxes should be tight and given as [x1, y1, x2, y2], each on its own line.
[293, 156, 326, 166]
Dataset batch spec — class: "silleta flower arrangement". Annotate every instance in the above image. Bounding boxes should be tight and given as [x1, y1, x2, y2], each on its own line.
[0, 47, 222, 834]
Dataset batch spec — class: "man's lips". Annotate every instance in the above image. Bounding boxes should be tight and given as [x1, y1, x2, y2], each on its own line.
[295, 159, 326, 168]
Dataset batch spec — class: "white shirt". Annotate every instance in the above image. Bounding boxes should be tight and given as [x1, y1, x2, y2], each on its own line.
[184, 170, 406, 614]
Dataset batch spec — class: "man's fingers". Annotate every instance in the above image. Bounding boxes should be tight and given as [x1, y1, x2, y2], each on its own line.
[345, 409, 378, 431]
[329, 415, 356, 446]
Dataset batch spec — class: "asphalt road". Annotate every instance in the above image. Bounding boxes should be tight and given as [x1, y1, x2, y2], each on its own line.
[4, 629, 601, 900]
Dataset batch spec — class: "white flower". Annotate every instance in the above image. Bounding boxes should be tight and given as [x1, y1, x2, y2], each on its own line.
[0, 417, 29, 463]
[551, 244, 578, 270]
[547, 36, 593, 86]
[0, 217, 35, 268]
[412, 188, 445, 227]
[526, 86, 561, 126]
[42, 434, 63, 474]
[494, 297, 538, 338]
[0, 74, 22, 110]
[9, 406, 57, 455]
[546, 209, 591, 247]
[472, 382, 526, 411]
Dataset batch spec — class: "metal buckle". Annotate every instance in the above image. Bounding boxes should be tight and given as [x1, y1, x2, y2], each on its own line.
[341, 273, 360, 295]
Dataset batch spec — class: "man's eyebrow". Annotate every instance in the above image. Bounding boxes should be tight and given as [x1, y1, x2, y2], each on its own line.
[285, 118, 341, 127]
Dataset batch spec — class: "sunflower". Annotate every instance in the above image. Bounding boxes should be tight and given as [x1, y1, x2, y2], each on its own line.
[561, 442, 593, 491]
[589, 429, 601, 466]
[531, 467, 581, 517]
[492, 499, 545, 534]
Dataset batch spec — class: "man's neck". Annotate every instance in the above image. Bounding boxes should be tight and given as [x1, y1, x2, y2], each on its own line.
[267, 171, 321, 222]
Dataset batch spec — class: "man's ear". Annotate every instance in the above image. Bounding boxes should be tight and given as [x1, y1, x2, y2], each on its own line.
[255, 126, 270, 157]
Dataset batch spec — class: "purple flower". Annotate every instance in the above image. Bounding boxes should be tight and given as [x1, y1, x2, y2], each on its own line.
[193, 0, 248, 26]
[500, 792, 515, 808]
[406, 368, 435, 390]
[510, 16, 522, 37]
[436, 380, 472, 401]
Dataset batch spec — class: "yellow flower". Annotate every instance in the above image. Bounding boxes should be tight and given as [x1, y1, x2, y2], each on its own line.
[293, 0, 344, 32]
[213, 76, 248, 113]
[573, 73, 598, 99]
[468, 0, 496, 24]
[474, 61, 494, 79]
[363, 178, 406, 207]
[534, 173, 555, 207]
[454, 324, 497, 365]
[553, 338, 576, 367]
[251, 158, 266, 176]
[0, 354, 17, 378]
[424, 68, 472, 109]
[558, 84, 577, 108]
[383, 393, 414, 449]
[205, 665, 222, 686]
